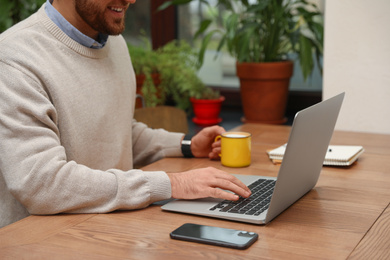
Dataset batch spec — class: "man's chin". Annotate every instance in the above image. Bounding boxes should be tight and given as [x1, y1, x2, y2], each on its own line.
[101, 24, 125, 36]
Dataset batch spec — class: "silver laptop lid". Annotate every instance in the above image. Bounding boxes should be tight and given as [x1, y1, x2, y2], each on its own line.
[265, 92, 345, 223]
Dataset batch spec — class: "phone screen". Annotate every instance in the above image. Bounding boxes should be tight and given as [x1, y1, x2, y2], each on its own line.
[170, 223, 258, 249]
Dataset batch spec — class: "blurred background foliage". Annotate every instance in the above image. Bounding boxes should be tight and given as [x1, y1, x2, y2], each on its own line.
[0, 0, 46, 33]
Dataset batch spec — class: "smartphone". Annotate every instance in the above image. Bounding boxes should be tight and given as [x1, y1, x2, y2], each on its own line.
[170, 223, 258, 250]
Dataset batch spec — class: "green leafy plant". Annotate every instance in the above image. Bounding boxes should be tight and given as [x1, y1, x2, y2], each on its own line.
[0, 0, 45, 33]
[127, 40, 163, 107]
[160, 0, 323, 80]
[192, 87, 220, 100]
[128, 39, 219, 111]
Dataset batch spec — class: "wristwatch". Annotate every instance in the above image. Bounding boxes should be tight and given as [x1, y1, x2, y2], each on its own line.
[181, 135, 194, 158]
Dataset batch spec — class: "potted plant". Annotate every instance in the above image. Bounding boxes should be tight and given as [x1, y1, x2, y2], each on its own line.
[157, 43, 225, 125]
[128, 39, 210, 113]
[127, 40, 162, 108]
[160, 0, 323, 124]
[128, 39, 225, 125]
[190, 87, 225, 126]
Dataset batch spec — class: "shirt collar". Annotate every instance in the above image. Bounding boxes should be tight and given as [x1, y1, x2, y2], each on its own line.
[44, 0, 108, 49]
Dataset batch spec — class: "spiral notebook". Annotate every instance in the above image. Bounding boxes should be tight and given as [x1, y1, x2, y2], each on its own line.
[267, 144, 364, 166]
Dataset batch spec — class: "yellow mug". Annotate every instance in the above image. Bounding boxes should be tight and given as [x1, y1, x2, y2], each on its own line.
[214, 132, 251, 167]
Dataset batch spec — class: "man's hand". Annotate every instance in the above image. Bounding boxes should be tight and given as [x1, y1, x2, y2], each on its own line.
[166, 167, 251, 201]
[190, 125, 225, 159]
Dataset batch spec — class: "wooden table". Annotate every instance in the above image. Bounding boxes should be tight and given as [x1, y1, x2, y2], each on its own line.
[1, 124, 389, 259]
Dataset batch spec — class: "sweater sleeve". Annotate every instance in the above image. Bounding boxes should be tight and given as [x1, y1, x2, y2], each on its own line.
[0, 62, 172, 216]
[131, 120, 185, 168]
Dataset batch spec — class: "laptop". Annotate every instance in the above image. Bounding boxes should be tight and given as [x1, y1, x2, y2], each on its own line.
[162, 93, 345, 225]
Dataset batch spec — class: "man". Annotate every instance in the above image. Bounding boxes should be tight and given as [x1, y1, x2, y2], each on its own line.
[0, 0, 250, 228]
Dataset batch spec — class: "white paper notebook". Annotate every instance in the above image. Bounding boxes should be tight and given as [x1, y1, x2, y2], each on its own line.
[267, 144, 364, 166]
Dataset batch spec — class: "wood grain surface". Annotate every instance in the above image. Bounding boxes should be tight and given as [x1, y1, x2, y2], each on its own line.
[1, 123, 389, 259]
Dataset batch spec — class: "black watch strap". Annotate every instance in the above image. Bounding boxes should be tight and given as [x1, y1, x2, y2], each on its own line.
[181, 134, 194, 158]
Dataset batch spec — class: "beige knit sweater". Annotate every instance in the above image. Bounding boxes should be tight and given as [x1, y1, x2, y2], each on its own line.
[0, 5, 184, 228]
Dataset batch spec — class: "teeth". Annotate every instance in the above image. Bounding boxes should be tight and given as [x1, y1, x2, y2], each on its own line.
[110, 7, 123, 12]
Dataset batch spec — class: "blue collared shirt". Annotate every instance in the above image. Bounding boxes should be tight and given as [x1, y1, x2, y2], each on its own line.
[44, 0, 108, 49]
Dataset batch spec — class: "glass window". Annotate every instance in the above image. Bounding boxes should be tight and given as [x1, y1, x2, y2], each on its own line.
[123, 0, 151, 45]
[178, 1, 239, 88]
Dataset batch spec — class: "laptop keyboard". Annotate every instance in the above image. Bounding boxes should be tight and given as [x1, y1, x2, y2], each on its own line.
[209, 179, 276, 216]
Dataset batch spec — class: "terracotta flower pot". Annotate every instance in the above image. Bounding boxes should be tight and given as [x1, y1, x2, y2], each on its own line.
[236, 61, 293, 124]
[190, 96, 225, 126]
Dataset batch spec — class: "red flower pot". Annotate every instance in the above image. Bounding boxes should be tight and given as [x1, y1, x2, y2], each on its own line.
[190, 96, 225, 126]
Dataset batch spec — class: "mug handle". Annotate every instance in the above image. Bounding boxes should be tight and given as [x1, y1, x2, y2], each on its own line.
[214, 135, 222, 158]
